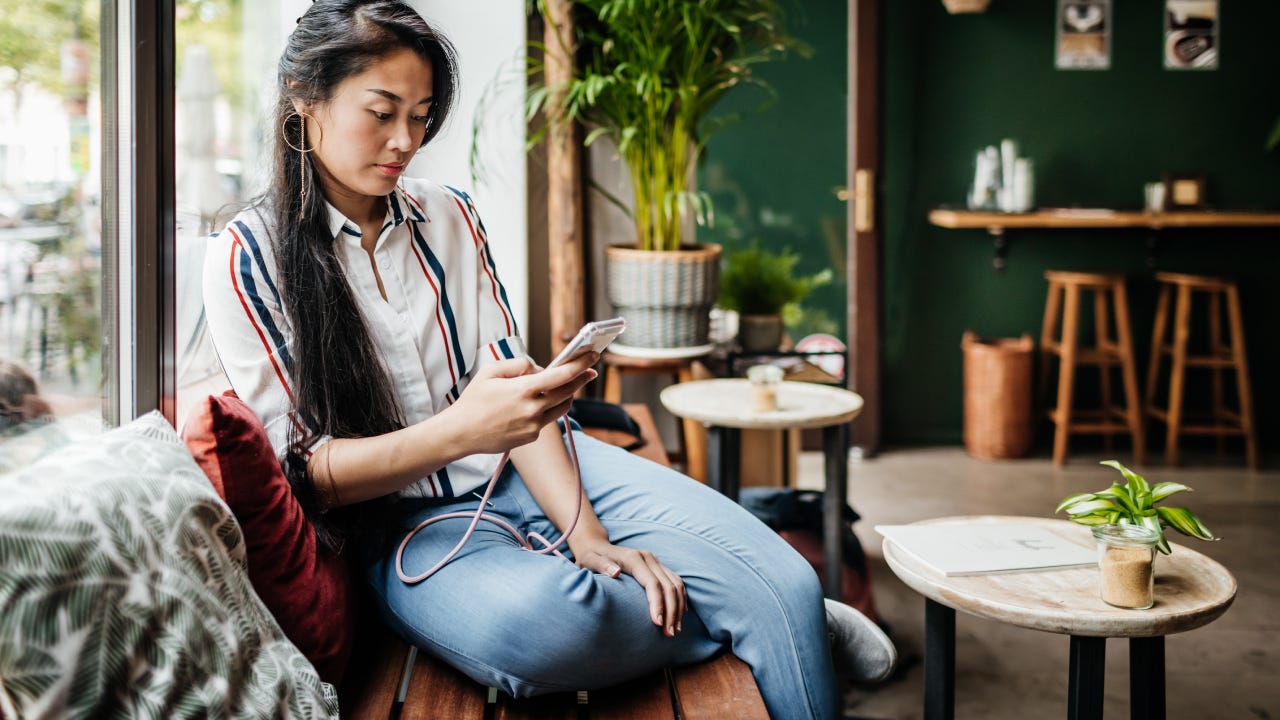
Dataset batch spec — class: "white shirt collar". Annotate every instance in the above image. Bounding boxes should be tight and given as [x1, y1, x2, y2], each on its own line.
[321, 185, 428, 242]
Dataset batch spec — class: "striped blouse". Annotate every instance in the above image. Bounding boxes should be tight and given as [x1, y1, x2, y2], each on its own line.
[202, 178, 525, 499]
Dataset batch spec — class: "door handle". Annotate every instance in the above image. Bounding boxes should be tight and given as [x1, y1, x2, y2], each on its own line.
[854, 168, 874, 232]
[834, 170, 876, 232]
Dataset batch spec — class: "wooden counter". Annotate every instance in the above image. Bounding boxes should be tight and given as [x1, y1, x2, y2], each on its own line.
[929, 208, 1280, 231]
[928, 208, 1280, 270]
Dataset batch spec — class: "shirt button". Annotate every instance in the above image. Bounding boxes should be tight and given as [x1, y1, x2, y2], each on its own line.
[379, 257, 392, 270]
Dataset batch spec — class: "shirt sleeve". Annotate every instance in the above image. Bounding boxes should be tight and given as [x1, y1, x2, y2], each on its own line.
[201, 218, 332, 467]
[448, 188, 527, 371]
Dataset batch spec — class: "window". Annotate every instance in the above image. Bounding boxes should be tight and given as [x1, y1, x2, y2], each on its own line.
[0, 0, 107, 439]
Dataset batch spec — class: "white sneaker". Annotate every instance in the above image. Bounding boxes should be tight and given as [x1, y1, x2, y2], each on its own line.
[824, 598, 896, 684]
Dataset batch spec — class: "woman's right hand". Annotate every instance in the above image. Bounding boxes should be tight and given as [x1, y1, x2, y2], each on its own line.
[445, 352, 598, 455]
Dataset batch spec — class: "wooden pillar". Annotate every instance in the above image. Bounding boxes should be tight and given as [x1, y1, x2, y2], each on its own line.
[543, 0, 585, 356]
[848, 0, 882, 455]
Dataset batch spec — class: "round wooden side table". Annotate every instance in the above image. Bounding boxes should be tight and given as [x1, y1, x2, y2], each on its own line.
[660, 379, 863, 597]
[882, 515, 1236, 720]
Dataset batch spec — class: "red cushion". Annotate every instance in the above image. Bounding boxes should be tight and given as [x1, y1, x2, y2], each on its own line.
[182, 391, 354, 686]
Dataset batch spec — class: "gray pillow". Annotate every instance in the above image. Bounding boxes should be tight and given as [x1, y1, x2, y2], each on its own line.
[0, 411, 339, 719]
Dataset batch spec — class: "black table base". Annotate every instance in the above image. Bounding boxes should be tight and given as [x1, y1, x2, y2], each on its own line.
[924, 599, 1167, 720]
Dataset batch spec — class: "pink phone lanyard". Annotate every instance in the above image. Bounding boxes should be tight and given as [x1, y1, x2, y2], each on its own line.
[394, 419, 583, 585]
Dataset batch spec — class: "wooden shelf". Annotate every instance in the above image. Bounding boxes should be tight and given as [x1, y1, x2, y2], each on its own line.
[928, 208, 1280, 270]
[929, 208, 1280, 231]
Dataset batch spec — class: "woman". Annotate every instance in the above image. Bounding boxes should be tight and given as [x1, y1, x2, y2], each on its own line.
[0, 359, 53, 433]
[202, 2, 894, 718]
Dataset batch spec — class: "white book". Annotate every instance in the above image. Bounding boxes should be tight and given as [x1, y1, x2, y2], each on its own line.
[876, 523, 1097, 577]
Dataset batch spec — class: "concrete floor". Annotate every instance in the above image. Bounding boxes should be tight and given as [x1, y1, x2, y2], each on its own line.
[789, 446, 1279, 720]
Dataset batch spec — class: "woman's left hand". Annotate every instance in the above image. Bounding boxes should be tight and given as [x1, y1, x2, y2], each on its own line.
[573, 537, 688, 638]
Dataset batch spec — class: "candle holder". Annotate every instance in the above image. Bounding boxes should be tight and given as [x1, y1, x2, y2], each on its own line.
[746, 364, 783, 413]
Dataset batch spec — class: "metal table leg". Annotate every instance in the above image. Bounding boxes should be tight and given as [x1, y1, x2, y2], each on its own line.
[1068, 635, 1106, 720]
[924, 598, 955, 720]
[705, 425, 741, 501]
[1130, 636, 1165, 720]
[821, 421, 849, 598]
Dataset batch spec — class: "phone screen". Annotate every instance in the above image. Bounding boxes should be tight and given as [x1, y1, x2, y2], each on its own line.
[546, 318, 626, 369]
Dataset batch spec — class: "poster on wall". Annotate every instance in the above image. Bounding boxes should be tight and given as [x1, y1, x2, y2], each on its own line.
[1165, 0, 1218, 69]
[1056, 0, 1111, 70]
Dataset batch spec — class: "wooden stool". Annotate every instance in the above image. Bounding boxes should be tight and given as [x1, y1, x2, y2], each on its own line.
[601, 351, 708, 483]
[1039, 271, 1145, 466]
[1145, 272, 1258, 469]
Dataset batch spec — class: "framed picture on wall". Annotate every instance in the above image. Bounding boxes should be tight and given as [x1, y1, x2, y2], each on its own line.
[1163, 173, 1207, 209]
[1056, 0, 1111, 70]
[1165, 0, 1218, 69]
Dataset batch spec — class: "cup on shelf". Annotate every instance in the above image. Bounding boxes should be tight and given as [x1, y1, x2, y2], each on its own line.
[1144, 182, 1166, 213]
[1011, 158, 1035, 212]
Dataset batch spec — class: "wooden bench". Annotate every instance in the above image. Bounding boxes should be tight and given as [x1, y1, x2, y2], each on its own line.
[341, 404, 769, 719]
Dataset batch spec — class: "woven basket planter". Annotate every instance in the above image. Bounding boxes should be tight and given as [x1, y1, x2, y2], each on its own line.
[962, 331, 1034, 460]
[605, 244, 721, 349]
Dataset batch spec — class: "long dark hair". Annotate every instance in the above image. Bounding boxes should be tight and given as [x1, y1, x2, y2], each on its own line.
[268, 0, 458, 550]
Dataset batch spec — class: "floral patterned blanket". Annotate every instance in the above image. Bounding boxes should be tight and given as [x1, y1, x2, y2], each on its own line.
[0, 412, 339, 719]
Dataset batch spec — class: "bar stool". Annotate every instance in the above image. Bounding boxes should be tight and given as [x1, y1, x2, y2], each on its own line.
[1039, 271, 1145, 466]
[1145, 272, 1258, 469]
[601, 351, 708, 482]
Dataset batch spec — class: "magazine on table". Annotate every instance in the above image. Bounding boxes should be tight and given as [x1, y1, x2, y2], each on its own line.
[875, 523, 1097, 576]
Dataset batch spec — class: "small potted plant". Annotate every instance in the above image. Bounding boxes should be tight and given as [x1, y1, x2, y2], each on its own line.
[1057, 460, 1217, 609]
[718, 242, 831, 353]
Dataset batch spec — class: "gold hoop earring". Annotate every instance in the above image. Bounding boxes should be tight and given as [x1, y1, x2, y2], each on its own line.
[284, 111, 321, 220]
[283, 111, 320, 153]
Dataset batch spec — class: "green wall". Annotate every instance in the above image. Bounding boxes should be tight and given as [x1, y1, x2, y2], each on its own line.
[884, 1, 1280, 451]
[699, 0, 848, 341]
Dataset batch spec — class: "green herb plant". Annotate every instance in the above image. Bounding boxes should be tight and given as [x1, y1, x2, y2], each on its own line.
[718, 242, 831, 317]
[1056, 460, 1216, 554]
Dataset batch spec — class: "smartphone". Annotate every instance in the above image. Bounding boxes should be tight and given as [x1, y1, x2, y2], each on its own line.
[546, 317, 627, 369]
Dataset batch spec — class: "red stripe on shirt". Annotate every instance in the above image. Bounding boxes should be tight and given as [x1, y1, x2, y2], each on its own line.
[227, 230, 307, 438]
[228, 231, 294, 404]
[451, 195, 514, 337]
[405, 191, 427, 218]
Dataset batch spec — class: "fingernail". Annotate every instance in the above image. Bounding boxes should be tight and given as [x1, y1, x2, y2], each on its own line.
[676, 622, 682, 633]
[606, 564, 620, 576]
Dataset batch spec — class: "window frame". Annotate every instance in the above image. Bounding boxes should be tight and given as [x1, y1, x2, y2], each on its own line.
[103, 0, 177, 426]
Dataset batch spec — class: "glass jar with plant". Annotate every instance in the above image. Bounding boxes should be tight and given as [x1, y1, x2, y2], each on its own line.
[718, 242, 831, 353]
[528, 0, 804, 348]
[1057, 460, 1217, 608]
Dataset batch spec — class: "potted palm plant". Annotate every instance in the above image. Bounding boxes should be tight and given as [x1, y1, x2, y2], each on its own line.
[529, 0, 801, 348]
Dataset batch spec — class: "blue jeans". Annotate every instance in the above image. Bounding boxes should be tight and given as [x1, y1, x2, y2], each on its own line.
[367, 432, 839, 720]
